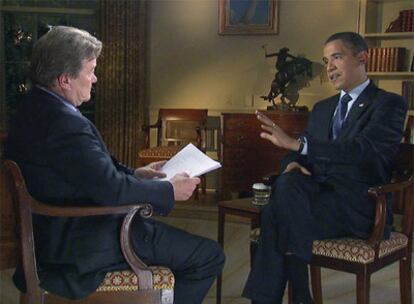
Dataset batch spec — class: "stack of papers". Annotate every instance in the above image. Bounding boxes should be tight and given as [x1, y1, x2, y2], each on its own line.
[159, 143, 221, 180]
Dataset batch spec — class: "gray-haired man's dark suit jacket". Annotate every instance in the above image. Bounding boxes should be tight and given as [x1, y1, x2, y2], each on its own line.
[5, 87, 175, 298]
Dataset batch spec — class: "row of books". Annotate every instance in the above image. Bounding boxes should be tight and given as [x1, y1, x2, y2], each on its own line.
[402, 81, 414, 110]
[400, 9, 414, 32]
[385, 9, 414, 33]
[366, 47, 406, 72]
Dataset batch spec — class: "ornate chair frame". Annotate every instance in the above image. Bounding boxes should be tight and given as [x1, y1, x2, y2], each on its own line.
[3, 160, 174, 304]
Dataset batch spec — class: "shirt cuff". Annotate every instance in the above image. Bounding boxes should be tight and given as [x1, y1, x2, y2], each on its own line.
[299, 135, 308, 155]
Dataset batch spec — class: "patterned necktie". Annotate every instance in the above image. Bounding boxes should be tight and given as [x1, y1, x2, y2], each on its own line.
[332, 93, 352, 139]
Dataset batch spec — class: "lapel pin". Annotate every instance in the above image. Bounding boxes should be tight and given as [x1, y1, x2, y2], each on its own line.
[359, 103, 364, 107]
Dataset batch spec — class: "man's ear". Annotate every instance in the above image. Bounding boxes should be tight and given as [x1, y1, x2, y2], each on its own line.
[56, 74, 71, 90]
[357, 51, 368, 66]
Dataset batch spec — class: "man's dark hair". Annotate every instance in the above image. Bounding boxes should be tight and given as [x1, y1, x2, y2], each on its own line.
[325, 32, 368, 54]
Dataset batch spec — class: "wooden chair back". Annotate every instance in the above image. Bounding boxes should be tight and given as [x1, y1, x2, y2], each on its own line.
[143, 108, 208, 149]
[139, 109, 209, 198]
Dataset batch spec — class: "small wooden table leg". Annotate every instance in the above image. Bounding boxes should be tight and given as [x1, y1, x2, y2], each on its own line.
[216, 206, 225, 304]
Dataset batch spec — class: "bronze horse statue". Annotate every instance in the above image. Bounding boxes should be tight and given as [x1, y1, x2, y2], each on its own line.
[262, 47, 313, 111]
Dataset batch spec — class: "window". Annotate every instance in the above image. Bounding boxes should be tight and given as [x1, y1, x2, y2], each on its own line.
[0, 0, 97, 129]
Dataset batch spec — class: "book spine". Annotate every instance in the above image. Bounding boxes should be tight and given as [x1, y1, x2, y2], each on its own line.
[398, 48, 406, 71]
[388, 47, 396, 72]
[380, 48, 387, 72]
[372, 48, 378, 72]
[365, 48, 372, 72]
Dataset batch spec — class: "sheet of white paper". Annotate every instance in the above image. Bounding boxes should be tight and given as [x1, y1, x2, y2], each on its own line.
[158, 143, 221, 181]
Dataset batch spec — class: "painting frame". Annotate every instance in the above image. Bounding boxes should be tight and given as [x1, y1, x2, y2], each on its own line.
[218, 0, 279, 35]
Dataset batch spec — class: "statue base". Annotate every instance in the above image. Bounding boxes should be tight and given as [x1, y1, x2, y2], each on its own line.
[267, 104, 308, 112]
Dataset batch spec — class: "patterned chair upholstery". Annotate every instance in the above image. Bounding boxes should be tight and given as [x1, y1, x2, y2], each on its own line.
[96, 267, 175, 303]
[138, 146, 181, 165]
[251, 229, 408, 264]
[97, 267, 175, 292]
[311, 232, 408, 264]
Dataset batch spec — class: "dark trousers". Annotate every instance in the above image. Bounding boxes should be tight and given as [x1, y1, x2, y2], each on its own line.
[132, 218, 225, 304]
[243, 171, 351, 303]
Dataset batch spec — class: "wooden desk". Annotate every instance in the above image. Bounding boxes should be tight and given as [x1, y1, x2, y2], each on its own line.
[216, 198, 261, 304]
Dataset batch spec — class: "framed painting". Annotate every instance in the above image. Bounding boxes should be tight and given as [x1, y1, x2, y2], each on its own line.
[219, 0, 279, 35]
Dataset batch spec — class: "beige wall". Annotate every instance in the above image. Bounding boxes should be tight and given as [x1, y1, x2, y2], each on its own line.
[149, 0, 359, 118]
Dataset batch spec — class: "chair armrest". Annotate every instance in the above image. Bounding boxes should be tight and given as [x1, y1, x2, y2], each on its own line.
[196, 125, 207, 151]
[120, 206, 154, 290]
[367, 176, 414, 249]
[141, 120, 161, 148]
[31, 200, 155, 287]
[29, 200, 156, 290]
[141, 121, 161, 133]
[30, 199, 152, 218]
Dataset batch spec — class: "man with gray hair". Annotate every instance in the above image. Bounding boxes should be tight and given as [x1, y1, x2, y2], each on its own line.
[5, 26, 224, 303]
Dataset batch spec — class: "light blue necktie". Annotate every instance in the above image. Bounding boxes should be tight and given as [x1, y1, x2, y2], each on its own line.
[332, 94, 352, 139]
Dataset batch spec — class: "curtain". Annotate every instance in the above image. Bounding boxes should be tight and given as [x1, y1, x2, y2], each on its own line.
[96, 0, 148, 167]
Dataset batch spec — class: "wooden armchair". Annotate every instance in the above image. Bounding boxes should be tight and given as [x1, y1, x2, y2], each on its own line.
[250, 143, 414, 304]
[138, 108, 208, 196]
[2, 160, 174, 304]
[310, 174, 413, 304]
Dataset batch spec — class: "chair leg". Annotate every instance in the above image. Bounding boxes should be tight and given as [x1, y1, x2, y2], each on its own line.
[287, 280, 293, 304]
[356, 273, 370, 304]
[400, 256, 412, 304]
[20, 291, 44, 304]
[249, 241, 257, 267]
[310, 265, 323, 304]
[194, 185, 200, 200]
[201, 175, 206, 195]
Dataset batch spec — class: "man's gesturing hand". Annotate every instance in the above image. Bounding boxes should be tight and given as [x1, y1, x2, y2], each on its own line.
[256, 111, 301, 151]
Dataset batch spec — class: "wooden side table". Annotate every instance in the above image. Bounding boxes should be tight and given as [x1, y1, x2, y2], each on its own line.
[216, 197, 261, 304]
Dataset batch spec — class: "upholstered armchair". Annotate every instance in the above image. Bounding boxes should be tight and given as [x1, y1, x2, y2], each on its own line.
[309, 174, 413, 304]
[250, 143, 414, 304]
[2, 160, 174, 304]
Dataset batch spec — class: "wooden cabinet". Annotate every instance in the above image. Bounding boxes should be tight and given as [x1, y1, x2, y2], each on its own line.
[221, 112, 308, 196]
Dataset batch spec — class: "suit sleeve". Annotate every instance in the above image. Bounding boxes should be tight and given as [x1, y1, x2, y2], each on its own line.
[110, 155, 135, 175]
[45, 113, 174, 215]
[279, 151, 307, 173]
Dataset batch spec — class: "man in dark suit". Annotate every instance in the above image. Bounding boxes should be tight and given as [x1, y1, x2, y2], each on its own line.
[5, 26, 224, 303]
[242, 32, 407, 303]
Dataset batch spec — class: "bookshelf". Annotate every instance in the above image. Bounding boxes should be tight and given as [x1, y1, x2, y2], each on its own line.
[358, 0, 414, 143]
